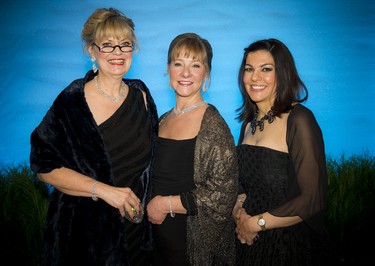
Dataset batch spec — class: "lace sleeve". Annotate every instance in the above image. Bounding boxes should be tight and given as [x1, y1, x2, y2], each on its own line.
[270, 105, 328, 223]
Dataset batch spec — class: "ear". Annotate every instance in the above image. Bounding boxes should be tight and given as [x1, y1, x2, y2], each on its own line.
[88, 45, 95, 59]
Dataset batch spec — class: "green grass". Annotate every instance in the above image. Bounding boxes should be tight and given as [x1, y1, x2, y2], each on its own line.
[0, 162, 50, 265]
[326, 152, 375, 264]
[0, 152, 374, 265]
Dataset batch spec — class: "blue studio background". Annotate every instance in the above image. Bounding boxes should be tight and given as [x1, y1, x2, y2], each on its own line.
[0, 0, 374, 165]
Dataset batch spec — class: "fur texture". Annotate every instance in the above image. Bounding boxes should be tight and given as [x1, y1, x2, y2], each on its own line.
[30, 70, 158, 265]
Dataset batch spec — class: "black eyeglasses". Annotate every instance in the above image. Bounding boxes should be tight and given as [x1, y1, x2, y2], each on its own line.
[93, 43, 134, 53]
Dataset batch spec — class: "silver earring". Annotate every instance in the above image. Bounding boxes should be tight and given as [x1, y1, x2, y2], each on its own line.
[203, 78, 209, 92]
[203, 83, 207, 92]
[91, 58, 98, 73]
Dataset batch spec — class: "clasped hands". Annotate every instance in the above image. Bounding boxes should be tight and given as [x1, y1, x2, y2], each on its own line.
[233, 207, 259, 245]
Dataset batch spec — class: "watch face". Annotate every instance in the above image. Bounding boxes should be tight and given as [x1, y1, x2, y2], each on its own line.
[258, 218, 266, 226]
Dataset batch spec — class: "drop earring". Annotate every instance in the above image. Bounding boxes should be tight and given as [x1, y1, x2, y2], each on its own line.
[91, 58, 98, 73]
[202, 78, 210, 92]
[203, 82, 207, 92]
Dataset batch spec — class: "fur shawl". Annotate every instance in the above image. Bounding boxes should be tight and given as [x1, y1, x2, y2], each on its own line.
[30, 70, 158, 265]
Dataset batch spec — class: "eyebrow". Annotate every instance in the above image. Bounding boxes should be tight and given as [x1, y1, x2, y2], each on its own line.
[245, 63, 274, 67]
[101, 37, 129, 42]
[174, 57, 202, 62]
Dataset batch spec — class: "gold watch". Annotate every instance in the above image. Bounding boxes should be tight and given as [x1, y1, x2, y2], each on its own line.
[257, 215, 266, 231]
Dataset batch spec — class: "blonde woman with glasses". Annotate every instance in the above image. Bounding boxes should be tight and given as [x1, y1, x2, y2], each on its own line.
[30, 7, 158, 265]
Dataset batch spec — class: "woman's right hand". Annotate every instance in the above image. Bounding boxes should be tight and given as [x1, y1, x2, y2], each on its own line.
[95, 182, 142, 219]
[232, 193, 246, 224]
[235, 208, 259, 246]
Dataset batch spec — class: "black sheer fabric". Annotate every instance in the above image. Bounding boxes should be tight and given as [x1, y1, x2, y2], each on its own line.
[236, 104, 334, 266]
[272, 104, 327, 232]
[100, 87, 151, 266]
[151, 137, 196, 266]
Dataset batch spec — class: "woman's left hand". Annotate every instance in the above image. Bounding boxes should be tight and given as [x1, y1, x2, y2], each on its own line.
[146, 195, 168, 224]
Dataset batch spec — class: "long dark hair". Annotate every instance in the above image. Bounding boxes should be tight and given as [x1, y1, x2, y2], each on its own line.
[236, 38, 308, 123]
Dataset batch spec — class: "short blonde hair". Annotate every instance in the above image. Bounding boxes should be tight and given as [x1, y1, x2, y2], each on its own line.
[81, 7, 138, 54]
[167, 32, 212, 74]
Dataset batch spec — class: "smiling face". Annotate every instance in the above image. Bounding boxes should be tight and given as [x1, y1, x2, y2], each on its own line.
[243, 50, 277, 110]
[168, 48, 207, 98]
[89, 36, 133, 78]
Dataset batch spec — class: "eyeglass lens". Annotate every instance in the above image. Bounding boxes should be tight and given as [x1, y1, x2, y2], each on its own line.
[94, 43, 133, 53]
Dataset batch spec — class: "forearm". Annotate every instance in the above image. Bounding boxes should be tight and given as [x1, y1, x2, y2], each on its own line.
[168, 195, 187, 215]
[244, 212, 302, 233]
[149, 195, 187, 216]
[39, 167, 142, 218]
[147, 195, 187, 224]
[38, 167, 97, 198]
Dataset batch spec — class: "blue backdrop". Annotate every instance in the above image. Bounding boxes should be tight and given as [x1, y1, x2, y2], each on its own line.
[0, 0, 374, 165]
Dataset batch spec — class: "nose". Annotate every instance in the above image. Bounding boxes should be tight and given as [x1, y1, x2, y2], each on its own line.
[251, 70, 261, 81]
[113, 45, 123, 54]
[182, 66, 191, 78]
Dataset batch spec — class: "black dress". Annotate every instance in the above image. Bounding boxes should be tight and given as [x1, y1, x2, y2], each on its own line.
[236, 104, 335, 266]
[100, 86, 151, 266]
[151, 137, 196, 266]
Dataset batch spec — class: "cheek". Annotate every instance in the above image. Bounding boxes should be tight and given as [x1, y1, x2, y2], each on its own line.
[243, 72, 251, 83]
[96, 52, 108, 61]
[195, 71, 206, 82]
[263, 74, 276, 85]
[127, 56, 133, 65]
[169, 68, 179, 79]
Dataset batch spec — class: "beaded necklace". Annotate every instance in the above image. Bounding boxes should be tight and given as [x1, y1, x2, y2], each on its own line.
[250, 108, 275, 134]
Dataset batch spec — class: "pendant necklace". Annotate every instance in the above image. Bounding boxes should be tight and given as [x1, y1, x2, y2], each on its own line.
[173, 101, 206, 115]
[250, 108, 275, 134]
[94, 76, 126, 103]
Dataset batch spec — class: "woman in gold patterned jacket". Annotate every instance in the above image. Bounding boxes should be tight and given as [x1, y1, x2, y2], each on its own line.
[146, 32, 238, 266]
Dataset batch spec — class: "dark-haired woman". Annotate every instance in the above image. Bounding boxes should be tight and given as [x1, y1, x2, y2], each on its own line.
[233, 38, 337, 266]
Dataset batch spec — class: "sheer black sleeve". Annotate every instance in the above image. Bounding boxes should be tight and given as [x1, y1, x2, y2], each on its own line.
[270, 105, 328, 224]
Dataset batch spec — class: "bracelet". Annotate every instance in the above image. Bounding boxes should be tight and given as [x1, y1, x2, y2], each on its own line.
[168, 195, 175, 218]
[91, 181, 98, 201]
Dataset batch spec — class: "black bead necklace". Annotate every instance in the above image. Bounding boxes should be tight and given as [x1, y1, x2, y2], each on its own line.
[250, 108, 275, 135]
